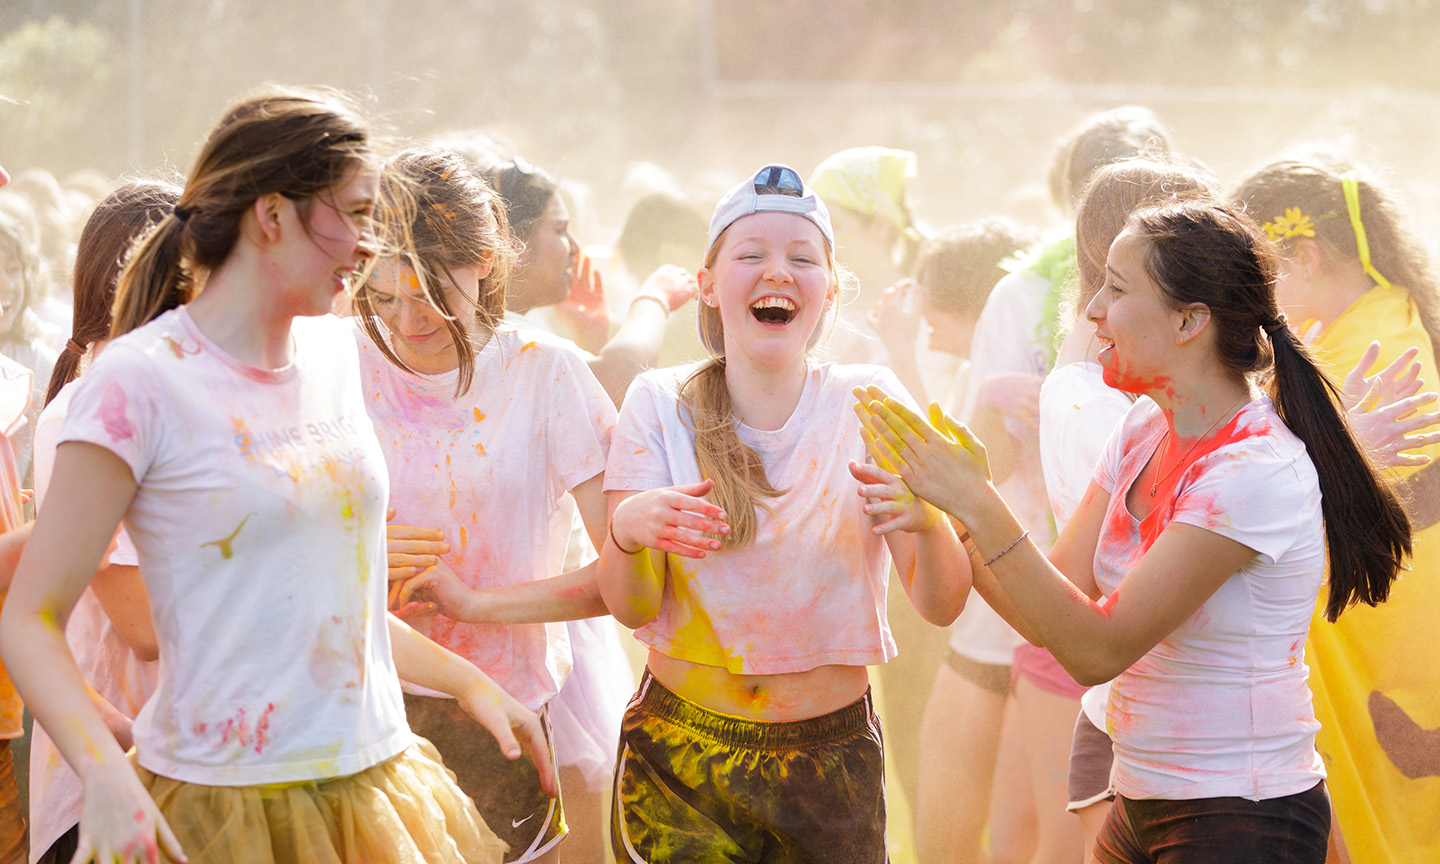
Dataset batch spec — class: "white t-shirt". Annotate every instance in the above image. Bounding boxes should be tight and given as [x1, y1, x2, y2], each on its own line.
[605, 362, 904, 674]
[948, 270, 1058, 663]
[29, 381, 157, 861]
[1038, 361, 1135, 531]
[1038, 360, 1133, 733]
[60, 308, 410, 786]
[1094, 397, 1326, 801]
[355, 323, 614, 711]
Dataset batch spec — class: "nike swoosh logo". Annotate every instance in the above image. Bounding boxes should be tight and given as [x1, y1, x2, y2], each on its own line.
[512, 813, 535, 829]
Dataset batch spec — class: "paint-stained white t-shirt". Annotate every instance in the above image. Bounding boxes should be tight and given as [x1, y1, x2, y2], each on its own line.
[60, 308, 410, 786]
[356, 322, 614, 710]
[1093, 396, 1326, 801]
[605, 362, 903, 675]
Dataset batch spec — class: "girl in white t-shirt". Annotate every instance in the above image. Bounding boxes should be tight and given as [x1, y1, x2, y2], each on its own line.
[598, 164, 970, 863]
[351, 146, 616, 864]
[0, 88, 545, 864]
[858, 199, 1410, 863]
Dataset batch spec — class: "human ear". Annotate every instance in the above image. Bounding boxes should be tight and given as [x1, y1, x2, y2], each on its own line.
[475, 250, 495, 281]
[1176, 302, 1211, 344]
[253, 193, 286, 243]
[697, 267, 717, 307]
[1291, 237, 1323, 280]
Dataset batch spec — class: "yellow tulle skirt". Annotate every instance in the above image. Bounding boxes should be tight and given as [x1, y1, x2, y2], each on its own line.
[137, 738, 507, 864]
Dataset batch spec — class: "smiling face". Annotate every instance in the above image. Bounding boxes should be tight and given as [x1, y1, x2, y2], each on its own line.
[508, 194, 577, 313]
[280, 162, 379, 317]
[697, 211, 835, 371]
[364, 258, 486, 375]
[1086, 227, 1182, 395]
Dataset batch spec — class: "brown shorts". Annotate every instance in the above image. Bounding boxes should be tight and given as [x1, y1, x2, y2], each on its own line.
[612, 671, 887, 864]
[405, 693, 565, 863]
[1066, 710, 1116, 811]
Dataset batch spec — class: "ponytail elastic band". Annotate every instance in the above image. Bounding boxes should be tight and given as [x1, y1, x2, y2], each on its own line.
[173, 206, 193, 223]
[1264, 312, 1289, 337]
[65, 338, 87, 354]
[1340, 171, 1393, 291]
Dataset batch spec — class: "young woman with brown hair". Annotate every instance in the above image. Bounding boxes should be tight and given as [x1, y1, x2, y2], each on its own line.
[598, 164, 970, 863]
[0, 88, 543, 864]
[858, 199, 1409, 863]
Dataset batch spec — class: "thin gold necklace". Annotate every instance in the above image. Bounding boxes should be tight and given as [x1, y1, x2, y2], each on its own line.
[1149, 391, 1250, 497]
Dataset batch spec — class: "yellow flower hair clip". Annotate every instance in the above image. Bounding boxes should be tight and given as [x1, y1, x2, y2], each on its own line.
[1263, 207, 1317, 242]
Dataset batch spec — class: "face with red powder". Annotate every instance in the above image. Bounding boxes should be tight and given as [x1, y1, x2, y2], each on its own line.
[1086, 227, 1181, 396]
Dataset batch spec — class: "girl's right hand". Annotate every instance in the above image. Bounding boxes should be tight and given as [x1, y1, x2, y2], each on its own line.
[76, 761, 187, 864]
[610, 479, 729, 559]
[453, 677, 558, 798]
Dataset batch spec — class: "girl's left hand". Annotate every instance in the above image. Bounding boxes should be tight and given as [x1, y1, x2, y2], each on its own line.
[849, 460, 940, 535]
[854, 386, 991, 520]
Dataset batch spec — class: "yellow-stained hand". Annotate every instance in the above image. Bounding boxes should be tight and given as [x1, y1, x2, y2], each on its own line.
[452, 674, 559, 798]
[73, 759, 187, 864]
[853, 386, 992, 522]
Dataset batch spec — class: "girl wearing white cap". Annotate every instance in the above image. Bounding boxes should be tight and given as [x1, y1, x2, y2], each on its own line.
[598, 164, 970, 863]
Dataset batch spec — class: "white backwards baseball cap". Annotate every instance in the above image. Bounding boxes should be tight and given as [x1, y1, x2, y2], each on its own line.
[706, 164, 834, 251]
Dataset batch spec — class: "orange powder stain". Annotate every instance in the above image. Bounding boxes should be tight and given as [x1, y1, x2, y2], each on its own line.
[473, 408, 485, 422]
[475, 442, 486, 455]
[459, 526, 468, 549]
[519, 341, 537, 353]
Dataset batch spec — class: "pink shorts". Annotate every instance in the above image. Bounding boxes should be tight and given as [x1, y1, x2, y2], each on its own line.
[1011, 643, 1087, 699]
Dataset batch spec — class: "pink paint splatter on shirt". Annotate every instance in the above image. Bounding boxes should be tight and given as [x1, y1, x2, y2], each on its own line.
[99, 382, 135, 442]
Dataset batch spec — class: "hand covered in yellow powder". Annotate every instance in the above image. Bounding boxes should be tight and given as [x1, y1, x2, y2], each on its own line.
[848, 460, 941, 535]
[853, 386, 991, 523]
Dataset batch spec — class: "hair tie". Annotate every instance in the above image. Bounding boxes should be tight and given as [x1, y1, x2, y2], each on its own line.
[1340, 171, 1393, 291]
[173, 206, 193, 223]
[1264, 312, 1289, 337]
[66, 338, 88, 354]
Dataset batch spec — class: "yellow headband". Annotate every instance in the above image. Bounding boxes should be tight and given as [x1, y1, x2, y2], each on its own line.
[1341, 170, 1392, 291]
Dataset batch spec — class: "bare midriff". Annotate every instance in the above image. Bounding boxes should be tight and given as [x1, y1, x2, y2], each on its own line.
[646, 649, 870, 722]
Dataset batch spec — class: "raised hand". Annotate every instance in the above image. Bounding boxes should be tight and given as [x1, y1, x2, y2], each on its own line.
[639, 265, 698, 312]
[1341, 342, 1440, 467]
[853, 386, 991, 520]
[610, 479, 729, 559]
[555, 253, 611, 353]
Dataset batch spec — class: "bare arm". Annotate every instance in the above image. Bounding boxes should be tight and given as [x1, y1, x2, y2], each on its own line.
[586, 267, 696, 404]
[0, 442, 184, 863]
[393, 475, 611, 623]
[89, 564, 158, 662]
[597, 482, 727, 629]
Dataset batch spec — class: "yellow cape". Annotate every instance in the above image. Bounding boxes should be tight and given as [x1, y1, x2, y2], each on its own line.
[1306, 284, 1440, 863]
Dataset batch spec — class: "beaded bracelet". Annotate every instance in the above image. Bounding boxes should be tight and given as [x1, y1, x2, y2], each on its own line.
[609, 523, 642, 555]
[983, 530, 1029, 567]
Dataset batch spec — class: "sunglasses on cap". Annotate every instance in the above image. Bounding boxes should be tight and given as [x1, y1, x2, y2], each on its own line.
[753, 165, 805, 198]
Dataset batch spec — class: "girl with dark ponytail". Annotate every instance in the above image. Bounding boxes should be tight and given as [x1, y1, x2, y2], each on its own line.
[597, 164, 970, 863]
[1234, 156, 1440, 864]
[856, 198, 1408, 863]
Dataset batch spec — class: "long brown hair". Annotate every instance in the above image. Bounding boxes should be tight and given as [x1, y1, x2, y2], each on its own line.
[1130, 200, 1409, 621]
[47, 181, 180, 407]
[1231, 156, 1440, 353]
[111, 86, 373, 337]
[354, 147, 518, 396]
[679, 224, 843, 548]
